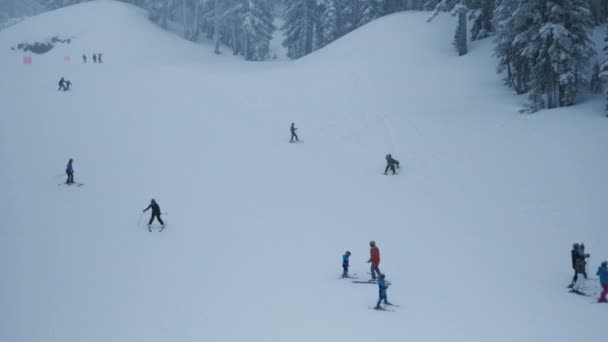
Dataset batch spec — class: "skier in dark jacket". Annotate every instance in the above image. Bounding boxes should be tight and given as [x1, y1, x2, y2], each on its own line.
[65, 158, 74, 184]
[92, 54, 97, 63]
[82, 54, 87, 63]
[342, 251, 351, 278]
[290, 123, 299, 142]
[143, 199, 164, 231]
[569, 243, 590, 288]
[65, 80, 72, 91]
[384, 154, 400, 175]
[374, 273, 392, 309]
[58, 77, 66, 91]
[98, 53, 103, 63]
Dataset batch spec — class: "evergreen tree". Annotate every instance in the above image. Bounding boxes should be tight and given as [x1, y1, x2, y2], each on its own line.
[453, 5, 467, 55]
[318, 0, 341, 47]
[239, 0, 275, 60]
[590, 61, 602, 94]
[281, 0, 318, 59]
[600, 26, 608, 111]
[469, 0, 493, 40]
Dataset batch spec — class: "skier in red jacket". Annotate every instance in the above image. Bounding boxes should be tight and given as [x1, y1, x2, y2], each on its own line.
[368, 240, 381, 280]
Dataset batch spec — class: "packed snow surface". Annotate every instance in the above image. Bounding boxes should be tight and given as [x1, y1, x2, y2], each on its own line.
[1, 1, 606, 342]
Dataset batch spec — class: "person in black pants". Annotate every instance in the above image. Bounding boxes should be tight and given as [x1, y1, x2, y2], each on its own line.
[58, 77, 66, 91]
[384, 154, 400, 175]
[143, 199, 164, 231]
[290, 123, 299, 142]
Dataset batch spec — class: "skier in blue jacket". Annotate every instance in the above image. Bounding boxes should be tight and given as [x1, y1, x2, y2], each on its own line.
[374, 273, 392, 309]
[342, 251, 351, 278]
[65, 158, 74, 184]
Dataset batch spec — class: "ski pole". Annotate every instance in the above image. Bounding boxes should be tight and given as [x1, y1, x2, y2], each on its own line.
[137, 212, 144, 226]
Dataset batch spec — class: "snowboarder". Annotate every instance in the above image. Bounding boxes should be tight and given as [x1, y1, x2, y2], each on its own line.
[384, 154, 400, 175]
[58, 77, 66, 91]
[374, 273, 392, 309]
[92, 54, 97, 63]
[290, 123, 299, 142]
[597, 261, 608, 303]
[342, 251, 351, 278]
[65, 80, 72, 91]
[82, 54, 87, 63]
[143, 199, 164, 231]
[569, 243, 590, 288]
[65, 158, 74, 184]
[97, 53, 103, 63]
[367, 240, 381, 280]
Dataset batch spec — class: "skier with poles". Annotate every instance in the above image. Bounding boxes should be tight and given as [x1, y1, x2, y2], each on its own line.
[65, 158, 74, 184]
[384, 154, 400, 175]
[367, 240, 381, 281]
[58, 77, 66, 91]
[342, 251, 351, 278]
[290, 123, 299, 142]
[374, 273, 392, 310]
[143, 199, 164, 232]
[597, 261, 608, 303]
[82, 54, 87, 63]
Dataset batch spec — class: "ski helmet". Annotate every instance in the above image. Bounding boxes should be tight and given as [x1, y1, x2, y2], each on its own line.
[370, 240, 376, 246]
[151, 199, 156, 203]
[573, 243, 580, 248]
[602, 261, 607, 266]
[379, 274, 385, 279]
[345, 251, 351, 256]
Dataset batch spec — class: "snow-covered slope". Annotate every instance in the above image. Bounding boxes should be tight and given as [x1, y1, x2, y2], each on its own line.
[1, 1, 606, 342]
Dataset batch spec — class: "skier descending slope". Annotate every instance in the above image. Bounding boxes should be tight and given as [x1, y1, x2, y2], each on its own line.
[290, 123, 299, 142]
[143, 199, 165, 232]
[374, 274, 392, 310]
[367, 241, 381, 280]
[384, 154, 400, 175]
[342, 251, 351, 278]
[65, 158, 74, 184]
[597, 261, 608, 303]
[58, 77, 66, 91]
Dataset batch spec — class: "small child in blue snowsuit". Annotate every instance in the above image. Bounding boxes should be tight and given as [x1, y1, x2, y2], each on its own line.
[374, 274, 391, 309]
[342, 251, 351, 278]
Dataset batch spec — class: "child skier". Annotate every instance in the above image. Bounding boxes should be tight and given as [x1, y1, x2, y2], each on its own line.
[374, 274, 392, 309]
[342, 251, 351, 278]
[597, 261, 608, 303]
[384, 154, 400, 175]
[143, 199, 164, 231]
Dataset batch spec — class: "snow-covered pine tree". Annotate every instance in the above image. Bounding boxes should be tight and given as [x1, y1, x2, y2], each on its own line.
[360, 0, 387, 26]
[453, 4, 467, 55]
[239, 0, 275, 60]
[281, 0, 319, 59]
[590, 61, 602, 93]
[339, 0, 363, 33]
[600, 25, 608, 111]
[41, 0, 90, 10]
[318, 0, 341, 47]
[469, 0, 493, 40]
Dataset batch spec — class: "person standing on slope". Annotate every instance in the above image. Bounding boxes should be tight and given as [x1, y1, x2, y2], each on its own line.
[597, 261, 608, 303]
[98, 53, 103, 63]
[143, 199, 164, 231]
[342, 251, 351, 278]
[384, 154, 400, 175]
[290, 123, 299, 142]
[92, 54, 97, 63]
[65, 158, 74, 184]
[367, 240, 381, 280]
[65, 80, 72, 91]
[374, 273, 392, 309]
[58, 77, 66, 91]
[82, 54, 87, 63]
[569, 243, 590, 288]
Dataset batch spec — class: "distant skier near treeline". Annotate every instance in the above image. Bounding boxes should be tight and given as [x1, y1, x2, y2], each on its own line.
[569, 243, 590, 289]
[342, 251, 351, 278]
[384, 154, 400, 175]
[93, 54, 97, 63]
[290, 123, 299, 142]
[597, 261, 608, 303]
[82, 54, 87, 63]
[143, 199, 164, 231]
[367, 241, 381, 280]
[65, 158, 74, 184]
[374, 273, 392, 310]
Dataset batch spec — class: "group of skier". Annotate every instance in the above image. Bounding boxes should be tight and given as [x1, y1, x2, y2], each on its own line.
[58, 77, 72, 91]
[82, 53, 103, 63]
[569, 243, 608, 303]
[289, 123, 400, 175]
[342, 241, 393, 310]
